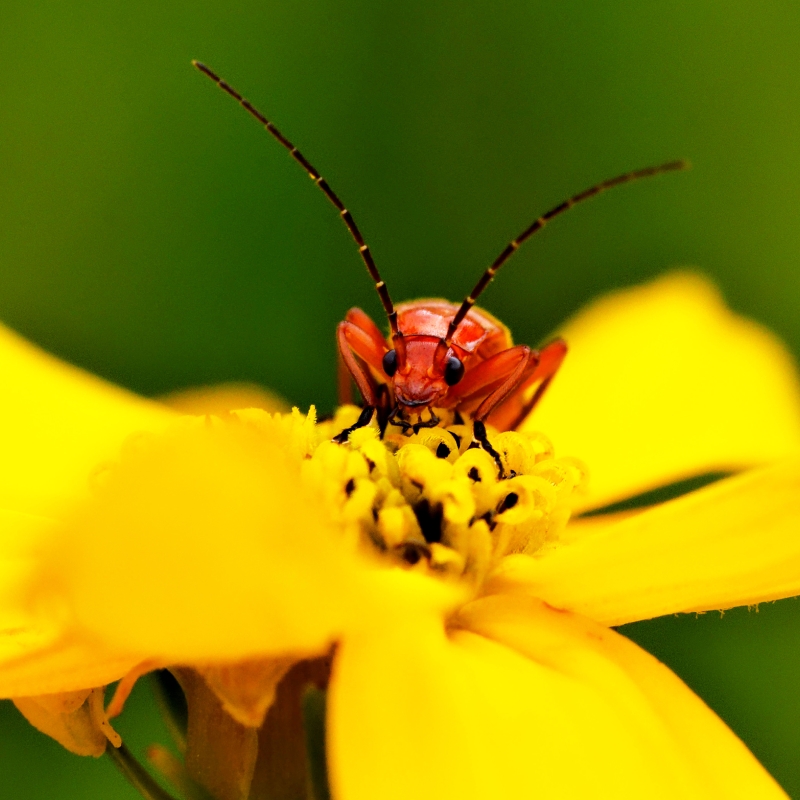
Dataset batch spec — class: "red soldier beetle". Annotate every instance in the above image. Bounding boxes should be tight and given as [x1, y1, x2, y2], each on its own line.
[194, 62, 687, 462]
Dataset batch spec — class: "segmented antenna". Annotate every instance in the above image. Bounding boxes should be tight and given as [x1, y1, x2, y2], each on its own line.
[445, 159, 689, 344]
[193, 61, 399, 335]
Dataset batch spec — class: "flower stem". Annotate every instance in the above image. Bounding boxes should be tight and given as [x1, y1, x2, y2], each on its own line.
[302, 687, 331, 800]
[106, 741, 182, 800]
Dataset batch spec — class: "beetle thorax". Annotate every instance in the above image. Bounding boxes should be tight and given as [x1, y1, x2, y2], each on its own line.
[389, 300, 510, 412]
[395, 300, 497, 352]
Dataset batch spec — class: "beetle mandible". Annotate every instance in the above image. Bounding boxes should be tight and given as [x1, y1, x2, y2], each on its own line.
[194, 62, 686, 450]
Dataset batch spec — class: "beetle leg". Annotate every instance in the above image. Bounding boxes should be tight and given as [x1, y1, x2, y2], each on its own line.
[472, 346, 535, 422]
[412, 409, 440, 434]
[470, 419, 506, 477]
[343, 309, 398, 435]
[446, 344, 534, 419]
[488, 338, 567, 431]
[446, 345, 530, 405]
[337, 343, 355, 405]
[387, 405, 413, 433]
[332, 405, 376, 444]
[345, 307, 387, 353]
[336, 319, 387, 407]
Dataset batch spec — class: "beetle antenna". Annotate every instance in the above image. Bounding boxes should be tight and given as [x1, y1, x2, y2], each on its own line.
[445, 159, 689, 344]
[193, 61, 400, 335]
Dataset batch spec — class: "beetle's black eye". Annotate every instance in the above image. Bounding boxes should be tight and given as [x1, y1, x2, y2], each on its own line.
[444, 355, 465, 386]
[383, 348, 398, 377]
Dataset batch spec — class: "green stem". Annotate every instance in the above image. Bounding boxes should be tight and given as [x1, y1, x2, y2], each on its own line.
[302, 687, 331, 800]
[106, 742, 182, 800]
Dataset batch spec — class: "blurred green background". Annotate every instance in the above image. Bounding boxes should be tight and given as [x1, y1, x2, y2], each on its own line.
[2, 0, 800, 796]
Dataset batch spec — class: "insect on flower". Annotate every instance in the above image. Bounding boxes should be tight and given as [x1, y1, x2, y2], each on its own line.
[193, 61, 686, 462]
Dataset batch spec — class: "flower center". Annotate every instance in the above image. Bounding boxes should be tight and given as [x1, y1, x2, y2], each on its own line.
[298, 405, 588, 588]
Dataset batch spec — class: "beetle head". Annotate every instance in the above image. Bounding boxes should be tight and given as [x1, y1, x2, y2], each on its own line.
[383, 336, 465, 412]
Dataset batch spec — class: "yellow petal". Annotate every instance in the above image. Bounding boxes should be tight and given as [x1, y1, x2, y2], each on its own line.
[0, 323, 173, 517]
[39, 414, 367, 663]
[488, 458, 800, 626]
[160, 382, 290, 415]
[329, 591, 785, 800]
[0, 327, 172, 695]
[0, 628, 141, 698]
[0, 509, 55, 630]
[457, 594, 786, 798]
[529, 273, 800, 509]
[0, 506, 141, 696]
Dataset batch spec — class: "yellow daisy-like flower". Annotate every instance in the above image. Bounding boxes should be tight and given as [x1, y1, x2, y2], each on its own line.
[2, 272, 800, 799]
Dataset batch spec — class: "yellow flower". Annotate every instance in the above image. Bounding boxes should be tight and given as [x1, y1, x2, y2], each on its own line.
[2, 271, 800, 798]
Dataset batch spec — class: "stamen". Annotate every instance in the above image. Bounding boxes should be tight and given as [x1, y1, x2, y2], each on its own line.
[293, 404, 588, 586]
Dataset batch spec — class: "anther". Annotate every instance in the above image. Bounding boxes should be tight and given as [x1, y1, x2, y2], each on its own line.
[497, 492, 519, 513]
[397, 542, 431, 566]
[413, 499, 444, 544]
